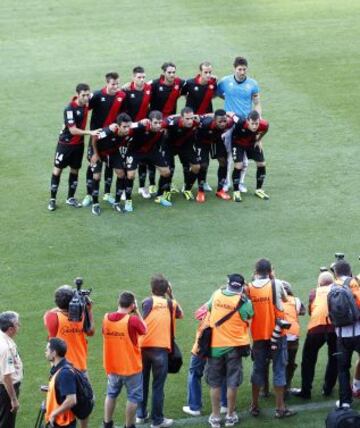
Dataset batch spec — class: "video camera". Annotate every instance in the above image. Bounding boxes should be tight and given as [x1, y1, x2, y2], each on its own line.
[68, 277, 92, 332]
[319, 252, 345, 273]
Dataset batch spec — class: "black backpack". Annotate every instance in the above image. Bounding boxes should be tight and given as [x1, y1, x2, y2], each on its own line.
[327, 278, 360, 327]
[58, 365, 94, 419]
[326, 407, 360, 428]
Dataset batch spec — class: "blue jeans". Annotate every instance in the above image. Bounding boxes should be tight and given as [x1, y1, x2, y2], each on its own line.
[137, 348, 168, 425]
[187, 354, 227, 411]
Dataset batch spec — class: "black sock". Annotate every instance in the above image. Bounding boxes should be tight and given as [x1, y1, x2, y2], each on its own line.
[138, 164, 147, 187]
[197, 167, 207, 191]
[232, 169, 241, 191]
[217, 165, 227, 191]
[86, 166, 93, 195]
[92, 179, 100, 204]
[256, 166, 266, 189]
[50, 174, 60, 199]
[115, 177, 122, 203]
[157, 175, 170, 196]
[148, 163, 156, 186]
[104, 166, 113, 194]
[68, 173, 78, 198]
[185, 170, 197, 191]
[125, 178, 134, 200]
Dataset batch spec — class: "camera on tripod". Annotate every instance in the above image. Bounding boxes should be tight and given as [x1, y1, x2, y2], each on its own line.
[68, 278, 92, 332]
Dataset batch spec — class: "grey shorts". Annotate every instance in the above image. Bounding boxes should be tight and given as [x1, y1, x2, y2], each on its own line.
[206, 347, 243, 388]
[106, 372, 143, 403]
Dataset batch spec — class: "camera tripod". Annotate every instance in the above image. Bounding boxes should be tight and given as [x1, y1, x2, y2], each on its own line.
[34, 400, 46, 428]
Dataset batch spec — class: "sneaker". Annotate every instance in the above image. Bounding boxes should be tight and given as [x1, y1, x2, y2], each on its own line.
[208, 415, 221, 428]
[274, 408, 297, 418]
[223, 183, 230, 192]
[196, 191, 205, 203]
[336, 400, 351, 409]
[149, 185, 157, 195]
[239, 183, 247, 193]
[136, 416, 149, 424]
[66, 197, 82, 208]
[124, 200, 134, 212]
[225, 412, 239, 427]
[113, 203, 123, 214]
[82, 194, 92, 207]
[120, 192, 126, 201]
[170, 183, 180, 193]
[138, 187, 151, 199]
[164, 191, 172, 202]
[233, 191, 242, 202]
[91, 203, 101, 216]
[216, 189, 231, 200]
[182, 406, 201, 416]
[103, 193, 115, 205]
[154, 196, 172, 207]
[48, 199, 57, 211]
[290, 388, 311, 399]
[255, 188, 269, 200]
[150, 418, 173, 428]
[183, 190, 194, 201]
[203, 182, 213, 192]
[220, 406, 228, 415]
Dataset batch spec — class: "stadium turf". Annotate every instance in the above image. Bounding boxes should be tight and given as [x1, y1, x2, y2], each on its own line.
[0, 0, 359, 426]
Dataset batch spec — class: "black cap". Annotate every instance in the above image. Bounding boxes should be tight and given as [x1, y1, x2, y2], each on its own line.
[227, 274, 245, 292]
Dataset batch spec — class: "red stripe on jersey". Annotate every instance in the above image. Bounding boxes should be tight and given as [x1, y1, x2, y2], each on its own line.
[131, 82, 152, 121]
[138, 123, 163, 154]
[195, 76, 216, 115]
[160, 76, 182, 117]
[68, 97, 89, 145]
[101, 89, 127, 127]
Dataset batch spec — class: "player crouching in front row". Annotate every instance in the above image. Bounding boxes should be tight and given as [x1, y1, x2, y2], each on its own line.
[230, 110, 269, 202]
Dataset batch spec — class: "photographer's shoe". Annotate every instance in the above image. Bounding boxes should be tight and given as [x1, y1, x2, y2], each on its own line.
[182, 406, 200, 416]
[290, 388, 311, 399]
[151, 418, 173, 428]
[208, 415, 221, 428]
[225, 412, 238, 427]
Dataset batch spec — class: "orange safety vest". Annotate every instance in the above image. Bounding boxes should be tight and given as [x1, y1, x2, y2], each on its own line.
[102, 313, 142, 376]
[247, 280, 282, 341]
[284, 296, 300, 338]
[209, 290, 250, 347]
[56, 311, 88, 371]
[45, 369, 76, 426]
[307, 285, 331, 331]
[191, 311, 211, 355]
[140, 296, 176, 351]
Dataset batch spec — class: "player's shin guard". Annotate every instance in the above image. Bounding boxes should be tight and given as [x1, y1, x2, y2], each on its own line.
[232, 168, 241, 191]
[125, 178, 134, 200]
[240, 154, 248, 184]
[157, 175, 170, 196]
[115, 177, 123, 203]
[92, 179, 100, 204]
[138, 164, 147, 187]
[217, 165, 227, 191]
[148, 163, 156, 186]
[104, 165, 113, 194]
[197, 166, 207, 191]
[86, 165, 93, 195]
[50, 174, 60, 199]
[256, 166, 266, 189]
[68, 173, 78, 198]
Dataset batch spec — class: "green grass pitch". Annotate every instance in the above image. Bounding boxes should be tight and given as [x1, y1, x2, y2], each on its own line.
[0, 0, 359, 426]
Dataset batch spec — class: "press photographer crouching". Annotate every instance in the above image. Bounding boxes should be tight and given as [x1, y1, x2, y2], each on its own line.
[44, 279, 95, 428]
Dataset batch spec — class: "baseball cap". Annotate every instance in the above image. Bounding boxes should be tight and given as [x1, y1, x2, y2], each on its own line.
[227, 273, 245, 293]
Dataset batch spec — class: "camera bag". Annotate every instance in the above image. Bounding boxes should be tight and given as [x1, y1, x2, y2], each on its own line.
[325, 407, 360, 428]
[167, 299, 183, 374]
[327, 278, 360, 328]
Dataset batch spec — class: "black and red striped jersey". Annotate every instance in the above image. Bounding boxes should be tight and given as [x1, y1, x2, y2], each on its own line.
[232, 119, 269, 148]
[165, 116, 199, 148]
[183, 76, 217, 114]
[95, 126, 131, 156]
[58, 97, 89, 145]
[196, 115, 234, 145]
[89, 88, 127, 129]
[123, 83, 152, 121]
[150, 76, 186, 117]
[128, 122, 166, 154]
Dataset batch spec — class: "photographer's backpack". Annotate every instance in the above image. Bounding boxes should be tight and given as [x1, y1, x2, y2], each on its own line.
[327, 278, 360, 328]
[60, 365, 94, 419]
[326, 407, 360, 428]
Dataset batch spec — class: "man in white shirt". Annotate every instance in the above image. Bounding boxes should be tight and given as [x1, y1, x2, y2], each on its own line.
[0, 311, 23, 428]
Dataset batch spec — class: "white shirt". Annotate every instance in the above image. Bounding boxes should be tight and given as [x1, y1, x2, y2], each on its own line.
[0, 331, 23, 384]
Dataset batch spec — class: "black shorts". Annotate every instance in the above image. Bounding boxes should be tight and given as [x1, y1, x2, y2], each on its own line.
[91, 151, 126, 174]
[232, 144, 265, 163]
[126, 146, 168, 171]
[54, 143, 84, 170]
[167, 143, 198, 168]
[194, 141, 227, 165]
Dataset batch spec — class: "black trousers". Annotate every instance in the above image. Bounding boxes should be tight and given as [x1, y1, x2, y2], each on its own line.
[337, 335, 360, 405]
[300, 331, 338, 394]
[0, 382, 20, 428]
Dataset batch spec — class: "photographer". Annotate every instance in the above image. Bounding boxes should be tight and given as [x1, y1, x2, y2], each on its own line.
[246, 258, 296, 419]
